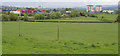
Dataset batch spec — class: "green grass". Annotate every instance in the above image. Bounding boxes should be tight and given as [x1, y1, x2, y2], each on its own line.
[97, 14, 118, 21]
[35, 17, 104, 23]
[35, 14, 118, 23]
[37, 17, 98, 21]
[36, 17, 101, 22]
[2, 22, 118, 54]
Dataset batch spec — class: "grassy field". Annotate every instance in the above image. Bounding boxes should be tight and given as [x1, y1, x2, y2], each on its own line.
[2, 22, 118, 54]
[97, 14, 118, 21]
[36, 17, 99, 21]
[34, 14, 118, 23]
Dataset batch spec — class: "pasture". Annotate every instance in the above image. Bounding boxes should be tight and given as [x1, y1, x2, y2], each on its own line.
[97, 14, 118, 21]
[2, 22, 118, 54]
[35, 14, 118, 23]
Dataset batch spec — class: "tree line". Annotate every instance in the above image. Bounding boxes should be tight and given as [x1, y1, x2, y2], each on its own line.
[2, 9, 99, 21]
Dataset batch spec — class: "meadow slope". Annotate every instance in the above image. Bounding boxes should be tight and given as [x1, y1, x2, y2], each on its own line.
[2, 22, 118, 54]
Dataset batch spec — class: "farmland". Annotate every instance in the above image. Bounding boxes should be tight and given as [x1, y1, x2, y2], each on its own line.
[34, 14, 118, 23]
[97, 14, 118, 21]
[2, 22, 118, 54]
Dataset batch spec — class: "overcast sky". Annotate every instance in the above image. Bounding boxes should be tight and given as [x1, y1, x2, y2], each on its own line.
[2, 0, 119, 3]
[1, 0, 119, 8]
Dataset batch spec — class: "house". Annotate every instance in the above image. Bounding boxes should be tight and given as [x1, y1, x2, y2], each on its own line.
[21, 10, 38, 13]
[66, 11, 71, 14]
[10, 11, 20, 14]
[103, 10, 114, 14]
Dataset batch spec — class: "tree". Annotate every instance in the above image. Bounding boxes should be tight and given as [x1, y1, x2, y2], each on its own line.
[39, 13, 45, 19]
[21, 13, 24, 16]
[53, 9, 57, 12]
[80, 12, 86, 16]
[68, 8, 72, 11]
[45, 13, 50, 19]
[70, 11, 77, 17]
[46, 9, 50, 13]
[116, 13, 120, 22]
[88, 14, 97, 17]
[34, 14, 40, 20]
[9, 13, 18, 21]
[55, 12, 61, 19]
[50, 12, 61, 19]
[66, 8, 69, 11]
[28, 13, 33, 16]
[2, 14, 9, 21]
[50, 13, 56, 19]
[24, 14, 28, 21]
[66, 8, 72, 11]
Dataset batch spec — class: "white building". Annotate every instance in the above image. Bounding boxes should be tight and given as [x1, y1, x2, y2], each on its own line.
[10, 11, 20, 14]
[66, 11, 71, 14]
[103, 10, 114, 14]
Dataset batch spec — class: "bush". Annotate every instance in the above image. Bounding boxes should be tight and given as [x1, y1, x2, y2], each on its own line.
[28, 13, 33, 16]
[39, 13, 45, 19]
[88, 14, 97, 17]
[116, 13, 120, 22]
[55, 12, 61, 19]
[24, 14, 28, 21]
[21, 13, 24, 16]
[50, 13, 56, 19]
[80, 12, 86, 16]
[34, 14, 40, 20]
[9, 13, 18, 21]
[50, 12, 61, 19]
[2, 14, 9, 21]
[70, 11, 77, 17]
[76, 12, 80, 17]
[46, 13, 50, 19]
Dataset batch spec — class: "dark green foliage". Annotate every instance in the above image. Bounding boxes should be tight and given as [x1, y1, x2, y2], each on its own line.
[46, 13, 50, 19]
[46, 9, 50, 13]
[2, 14, 9, 21]
[53, 9, 57, 12]
[91, 44, 96, 47]
[112, 43, 116, 45]
[116, 13, 120, 22]
[102, 16, 104, 19]
[80, 12, 86, 16]
[28, 13, 33, 16]
[65, 8, 72, 11]
[88, 14, 97, 17]
[73, 42, 77, 44]
[78, 42, 84, 45]
[21, 13, 24, 16]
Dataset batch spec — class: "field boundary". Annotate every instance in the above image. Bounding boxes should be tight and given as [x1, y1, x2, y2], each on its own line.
[29, 20, 113, 23]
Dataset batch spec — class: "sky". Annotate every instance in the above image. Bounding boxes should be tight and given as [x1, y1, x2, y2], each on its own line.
[1, 0, 119, 8]
[1, 0, 119, 3]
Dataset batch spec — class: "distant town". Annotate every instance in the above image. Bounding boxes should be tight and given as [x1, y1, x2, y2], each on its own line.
[1, 4, 119, 22]
[1, 4, 118, 14]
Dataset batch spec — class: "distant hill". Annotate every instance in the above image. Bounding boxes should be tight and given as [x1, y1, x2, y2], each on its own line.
[102, 5, 118, 10]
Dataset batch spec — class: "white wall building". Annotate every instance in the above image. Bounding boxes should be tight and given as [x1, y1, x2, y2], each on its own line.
[103, 10, 114, 14]
[66, 11, 71, 14]
[10, 11, 20, 14]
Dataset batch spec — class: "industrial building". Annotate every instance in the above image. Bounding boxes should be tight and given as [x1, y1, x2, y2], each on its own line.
[96, 5, 102, 13]
[87, 5, 102, 13]
[87, 5, 94, 13]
